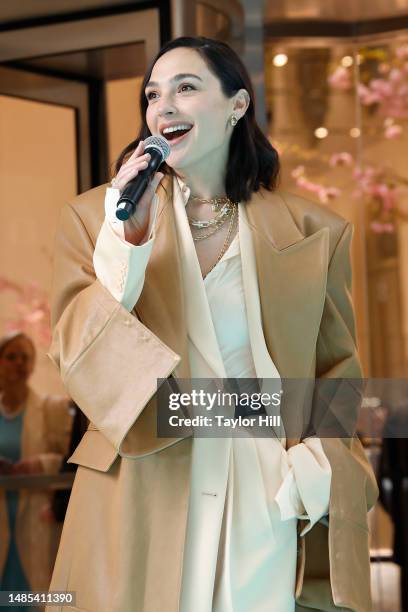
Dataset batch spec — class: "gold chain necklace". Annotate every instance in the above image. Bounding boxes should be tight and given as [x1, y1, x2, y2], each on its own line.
[189, 203, 237, 241]
[203, 206, 238, 279]
[187, 194, 238, 240]
[190, 194, 232, 212]
[188, 201, 233, 228]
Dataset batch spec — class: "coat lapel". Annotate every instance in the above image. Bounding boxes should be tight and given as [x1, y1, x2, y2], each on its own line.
[171, 175, 227, 379]
[135, 175, 190, 378]
[245, 189, 330, 380]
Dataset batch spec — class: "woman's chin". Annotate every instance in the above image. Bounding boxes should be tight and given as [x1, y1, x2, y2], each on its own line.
[166, 155, 189, 171]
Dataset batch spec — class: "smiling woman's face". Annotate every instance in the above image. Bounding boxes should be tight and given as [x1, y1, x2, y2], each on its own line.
[145, 47, 236, 173]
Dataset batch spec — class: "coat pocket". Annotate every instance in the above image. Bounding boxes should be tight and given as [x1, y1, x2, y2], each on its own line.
[67, 430, 118, 472]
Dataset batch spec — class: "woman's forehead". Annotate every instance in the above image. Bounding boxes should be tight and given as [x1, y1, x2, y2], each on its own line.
[150, 48, 211, 83]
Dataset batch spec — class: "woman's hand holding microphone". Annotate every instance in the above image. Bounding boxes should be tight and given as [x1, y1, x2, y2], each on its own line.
[111, 140, 164, 245]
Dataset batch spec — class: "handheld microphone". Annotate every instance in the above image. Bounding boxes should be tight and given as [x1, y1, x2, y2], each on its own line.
[115, 135, 171, 221]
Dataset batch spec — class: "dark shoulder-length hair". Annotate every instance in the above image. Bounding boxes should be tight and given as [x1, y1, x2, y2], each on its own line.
[115, 36, 280, 203]
[0, 331, 36, 360]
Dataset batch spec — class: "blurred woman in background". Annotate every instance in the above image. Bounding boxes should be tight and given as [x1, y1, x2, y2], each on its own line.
[0, 331, 73, 601]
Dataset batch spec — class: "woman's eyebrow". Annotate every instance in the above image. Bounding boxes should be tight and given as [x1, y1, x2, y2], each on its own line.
[145, 73, 203, 89]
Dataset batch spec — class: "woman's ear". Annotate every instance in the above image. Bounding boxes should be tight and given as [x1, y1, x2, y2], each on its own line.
[233, 89, 250, 119]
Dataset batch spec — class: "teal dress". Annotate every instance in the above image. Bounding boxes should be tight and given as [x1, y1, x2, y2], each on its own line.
[0, 408, 32, 611]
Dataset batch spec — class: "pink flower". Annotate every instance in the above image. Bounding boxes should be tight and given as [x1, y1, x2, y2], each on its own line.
[295, 177, 321, 193]
[317, 187, 341, 204]
[26, 310, 45, 323]
[291, 165, 305, 179]
[329, 152, 354, 167]
[370, 222, 395, 233]
[357, 83, 381, 105]
[328, 66, 352, 90]
[378, 63, 390, 74]
[352, 165, 382, 189]
[370, 79, 393, 97]
[372, 183, 396, 210]
[352, 166, 363, 180]
[396, 45, 408, 59]
[0, 277, 51, 347]
[398, 83, 408, 97]
[384, 124, 403, 139]
[389, 68, 403, 83]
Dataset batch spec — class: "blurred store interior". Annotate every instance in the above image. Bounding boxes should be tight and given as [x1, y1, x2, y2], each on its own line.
[0, 1, 408, 610]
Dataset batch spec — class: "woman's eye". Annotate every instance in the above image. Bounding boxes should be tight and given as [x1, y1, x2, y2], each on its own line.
[179, 83, 195, 92]
[146, 84, 195, 101]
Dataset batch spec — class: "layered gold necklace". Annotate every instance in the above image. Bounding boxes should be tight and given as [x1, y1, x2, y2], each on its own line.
[187, 194, 239, 277]
[187, 195, 238, 242]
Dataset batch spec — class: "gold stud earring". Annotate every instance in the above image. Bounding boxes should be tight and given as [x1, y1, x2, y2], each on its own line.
[230, 114, 238, 127]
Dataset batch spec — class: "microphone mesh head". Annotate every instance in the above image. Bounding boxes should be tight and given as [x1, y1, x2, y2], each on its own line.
[144, 135, 171, 161]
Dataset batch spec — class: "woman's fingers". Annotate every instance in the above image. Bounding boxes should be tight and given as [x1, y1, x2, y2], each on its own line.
[114, 155, 151, 191]
[119, 160, 149, 180]
[122, 171, 164, 244]
[128, 140, 144, 161]
[121, 154, 150, 175]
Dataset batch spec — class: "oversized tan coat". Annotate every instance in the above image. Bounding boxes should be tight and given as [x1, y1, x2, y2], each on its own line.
[47, 175, 378, 612]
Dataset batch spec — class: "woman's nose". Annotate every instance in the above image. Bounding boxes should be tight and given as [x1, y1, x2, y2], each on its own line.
[158, 108, 176, 119]
[156, 97, 177, 117]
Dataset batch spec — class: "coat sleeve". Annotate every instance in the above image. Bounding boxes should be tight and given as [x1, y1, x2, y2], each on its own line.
[312, 221, 379, 527]
[93, 189, 159, 311]
[48, 201, 180, 452]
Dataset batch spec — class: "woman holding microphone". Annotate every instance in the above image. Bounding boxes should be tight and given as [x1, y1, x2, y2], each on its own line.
[47, 37, 378, 612]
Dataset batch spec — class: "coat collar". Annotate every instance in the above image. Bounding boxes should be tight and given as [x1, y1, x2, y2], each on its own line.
[245, 188, 305, 251]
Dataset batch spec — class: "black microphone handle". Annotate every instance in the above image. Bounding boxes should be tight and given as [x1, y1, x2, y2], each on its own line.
[116, 147, 164, 221]
[116, 171, 150, 221]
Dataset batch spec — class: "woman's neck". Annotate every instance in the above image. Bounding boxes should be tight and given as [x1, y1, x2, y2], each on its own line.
[182, 176, 226, 200]
[1, 385, 29, 413]
[175, 148, 228, 200]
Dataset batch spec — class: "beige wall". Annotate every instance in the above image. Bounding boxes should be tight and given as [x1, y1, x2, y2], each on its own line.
[0, 94, 77, 395]
[105, 76, 143, 175]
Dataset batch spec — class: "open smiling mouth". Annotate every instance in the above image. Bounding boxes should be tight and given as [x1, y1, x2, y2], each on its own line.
[161, 124, 194, 145]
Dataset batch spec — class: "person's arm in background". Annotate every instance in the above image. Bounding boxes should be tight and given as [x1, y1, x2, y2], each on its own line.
[37, 396, 74, 474]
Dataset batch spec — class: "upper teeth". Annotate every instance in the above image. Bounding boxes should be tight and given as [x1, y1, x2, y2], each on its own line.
[162, 124, 192, 134]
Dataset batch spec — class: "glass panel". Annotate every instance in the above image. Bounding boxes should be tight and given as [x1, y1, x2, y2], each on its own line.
[265, 36, 408, 379]
[264, 40, 372, 372]
[0, 94, 77, 394]
[356, 36, 408, 378]
[105, 76, 144, 174]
